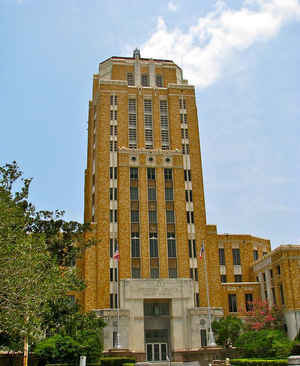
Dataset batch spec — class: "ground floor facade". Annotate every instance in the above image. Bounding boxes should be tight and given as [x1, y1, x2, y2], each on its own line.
[94, 278, 224, 361]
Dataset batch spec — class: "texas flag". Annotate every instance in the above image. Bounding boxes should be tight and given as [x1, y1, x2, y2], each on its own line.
[113, 250, 120, 261]
[199, 245, 204, 259]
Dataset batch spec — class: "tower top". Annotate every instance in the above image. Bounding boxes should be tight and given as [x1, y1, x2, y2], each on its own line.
[133, 48, 141, 59]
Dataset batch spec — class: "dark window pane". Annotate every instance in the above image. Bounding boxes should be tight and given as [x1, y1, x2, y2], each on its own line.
[232, 248, 241, 265]
[228, 294, 237, 312]
[219, 248, 225, 265]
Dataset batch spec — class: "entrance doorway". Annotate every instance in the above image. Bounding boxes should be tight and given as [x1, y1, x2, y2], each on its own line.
[146, 343, 168, 361]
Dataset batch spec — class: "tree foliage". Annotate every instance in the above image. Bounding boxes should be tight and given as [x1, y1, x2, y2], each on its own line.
[0, 162, 94, 349]
[243, 300, 284, 331]
[212, 315, 243, 347]
[35, 297, 105, 363]
[235, 329, 294, 359]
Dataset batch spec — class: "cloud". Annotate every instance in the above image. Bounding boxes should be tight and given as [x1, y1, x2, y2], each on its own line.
[141, 0, 300, 88]
[168, 1, 178, 12]
[16, 0, 23, 4]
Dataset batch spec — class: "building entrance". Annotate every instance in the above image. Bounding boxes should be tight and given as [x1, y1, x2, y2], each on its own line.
[144, 301, 170, 361]
[146, 343, 167, 361]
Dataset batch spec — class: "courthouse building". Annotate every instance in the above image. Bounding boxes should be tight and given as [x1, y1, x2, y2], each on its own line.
[79, 50, 300, 360]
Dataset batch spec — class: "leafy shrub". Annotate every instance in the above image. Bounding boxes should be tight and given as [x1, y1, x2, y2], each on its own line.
[35, 335, 82, 364]
[100, 357, 135, 366]
[231, 359, 288, 366]
[212, 316, 243, 346]
[235, 330, 293, 359]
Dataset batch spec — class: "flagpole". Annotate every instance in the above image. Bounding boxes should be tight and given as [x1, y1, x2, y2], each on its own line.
[116, 257, 120, 349]
[202, 240, 216, 347]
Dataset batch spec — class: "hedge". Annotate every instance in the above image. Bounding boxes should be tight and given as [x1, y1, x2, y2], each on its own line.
[231, 359, 288, 366]
[100, 358, 135, 366]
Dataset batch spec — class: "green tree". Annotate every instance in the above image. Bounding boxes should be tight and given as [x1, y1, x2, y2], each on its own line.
[0, 162, 95, 365]
[235, 329, 294, 358]
[35, 297, 104, 363]
[212, 316, 243, 347]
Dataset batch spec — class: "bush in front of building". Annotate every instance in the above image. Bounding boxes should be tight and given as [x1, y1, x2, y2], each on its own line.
[100, 357, 135, 366]
[231, 359, 288, 366]
[212, 316, 244, 347]
[235, 329, 294, 359]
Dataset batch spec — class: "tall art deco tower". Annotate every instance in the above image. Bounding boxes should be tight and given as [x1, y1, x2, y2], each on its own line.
[80, 50, 272, 361]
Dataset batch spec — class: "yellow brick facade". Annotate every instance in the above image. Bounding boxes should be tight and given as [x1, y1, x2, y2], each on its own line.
[80, 52, 300, 356]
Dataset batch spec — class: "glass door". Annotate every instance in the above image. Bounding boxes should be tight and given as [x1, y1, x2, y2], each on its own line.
[146, 343, 168, 361]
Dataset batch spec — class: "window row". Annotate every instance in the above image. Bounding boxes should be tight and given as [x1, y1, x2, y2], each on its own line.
[218, 248, 241, 265]
[127, 73, 164, 87]
[228, 293, 253, 313]
[129, 232, 177, 258]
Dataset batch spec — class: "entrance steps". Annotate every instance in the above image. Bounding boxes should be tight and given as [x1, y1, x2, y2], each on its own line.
[137, 362, 200, 366]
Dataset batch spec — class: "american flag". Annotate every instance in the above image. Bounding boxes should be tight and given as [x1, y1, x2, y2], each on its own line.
[113, 250, 120, 261]
[199, 245, 204, 259]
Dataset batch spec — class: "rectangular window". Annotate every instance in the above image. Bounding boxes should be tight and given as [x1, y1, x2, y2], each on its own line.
[245, 293, 253, 311]
[130, 167, 138, 180]
[168, 268, 177, 278]
[130, 186, 139, 201]
[277, 265, 281, 275]
[128, 98, 137, 148]
[188, 240, 192, 258]
[144, 99, 153, 148]
[131, 233, 140, 257]
[160, 100, 169, 149]
[165, 187, 173, 201]
[164, 168, 172, 180]
[131, 210, 139, 223]
[179, 98, 186, 110]
[194, 268, 198, 281]
[166, 210, 175, 224]
[232, 248, 241, 265]
[150, 233, 158, 257]
[109, 239, 117, 258]
[188, 240, 197, 257]
[200, 329, 207, 347]
[184, 169, 191, 181]
[132, 267, 140, 279]
[253, 250, 259, 261]
[228, 294, 237, 312]
[127, 72, 135, 86]
[219, 248, 226, 265]
[141, 74, 149, 87]
[220, 275, 227, 283]
[280, 284, 285, 304]
[149, 210, 157, 224]
[110, 294, 114, 309]
[156, 74, 163, 87]
[272, 287, 276, 304]
[147, 167, 156, 180]
[150, 267, 159, 278]
[195, 293, 200, 307]
[167, 233, 176, 257]
[110, 95, 117, 105]
[187, 211, 194, 224]
[148, 187, 156, 201]
[270, 269, 273, 278]
[235, 275, 242, 282]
